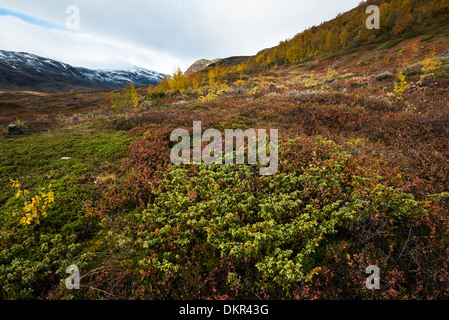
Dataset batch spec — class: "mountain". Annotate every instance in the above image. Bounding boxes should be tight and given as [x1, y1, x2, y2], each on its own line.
[0, 50, 166, 92]
[185, 58, 222, 76]
[185, 56, 251, 76]
[185, 1, 449, 78]
[242, 0, 449, 68]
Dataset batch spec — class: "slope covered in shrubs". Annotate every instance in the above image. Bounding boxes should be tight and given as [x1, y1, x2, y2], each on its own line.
[1, 0, 449, 300]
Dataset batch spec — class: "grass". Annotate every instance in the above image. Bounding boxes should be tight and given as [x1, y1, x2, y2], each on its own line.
[0, 123, 136, 227]
[0, 122, 140, 299]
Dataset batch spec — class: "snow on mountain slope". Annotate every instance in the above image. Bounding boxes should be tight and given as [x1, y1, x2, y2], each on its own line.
[0, 50, 167, 92]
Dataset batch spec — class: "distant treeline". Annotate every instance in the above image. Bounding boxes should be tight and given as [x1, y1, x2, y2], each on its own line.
[249, 0, 449, 67]
[150, 0, 449, 93]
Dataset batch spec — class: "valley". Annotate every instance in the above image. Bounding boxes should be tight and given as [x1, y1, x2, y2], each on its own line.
[1, 0, 449, 301]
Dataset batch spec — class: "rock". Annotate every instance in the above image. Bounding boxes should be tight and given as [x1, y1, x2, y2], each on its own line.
[61, 157, 72, 160]
[185, 58, 222, 76]
[4, 124, 24, 136]
[437, 50, 449, 58]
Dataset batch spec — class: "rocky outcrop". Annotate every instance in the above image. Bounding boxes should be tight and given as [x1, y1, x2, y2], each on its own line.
[185, 58, 222, 76]
[186, 56, 252, 76]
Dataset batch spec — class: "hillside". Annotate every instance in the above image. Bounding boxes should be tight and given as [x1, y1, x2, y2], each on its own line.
[248, 0, 449, 69]
[1, 0, 449, 301]
[0, 50, 166, 93]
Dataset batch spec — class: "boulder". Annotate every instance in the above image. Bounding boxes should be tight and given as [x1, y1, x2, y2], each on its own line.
[4, 124, 24, 136]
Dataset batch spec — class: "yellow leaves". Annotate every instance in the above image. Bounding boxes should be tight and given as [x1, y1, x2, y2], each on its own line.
[14, 189, 23, 199]
[305, 267, 322, 283]
[234, 79, 245, 87]
[9, 179, 55, 227]
[236, 64, 245, 73]
[10, 179, 21, 189]
[23, 201, 35, 213]
[173, 67, 190, 90]
[422, 47, 441, 75]
[46, 190, 55, 204]
[326, 67, 338, 80]
[129, 84, 141, 112]
[208, 67, 226, 87]
[394, 68, 409, 101]
[111, 83, 142, 112]
[20, 213, 40, 226]
[304, 72, 319, 88]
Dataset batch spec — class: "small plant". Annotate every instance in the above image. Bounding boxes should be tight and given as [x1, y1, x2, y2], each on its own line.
[198, 91, 219, 103]
[14, 118, 23, 127]
[103, 92, 112, 106]
[326, 67, 338, 80]
[304, 72, 319, 88]
[249, 85, 259, 96]
[110, 91, 126, 110]
[234, 79, 246, 87]
[147, 90, 166, 100]
[111, 83, 141, 111]
[127, 83, 140, 112]
[9, 179, 55, 226]
[422, 47, 441, 76]
[394, 67, 409, 101]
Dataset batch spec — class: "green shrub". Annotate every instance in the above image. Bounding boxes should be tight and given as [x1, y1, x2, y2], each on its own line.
[111, 83, 141, 111]
[91, 137, 428, 299]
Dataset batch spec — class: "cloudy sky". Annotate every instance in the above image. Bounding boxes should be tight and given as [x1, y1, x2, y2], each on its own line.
[0, 0, 360, 74]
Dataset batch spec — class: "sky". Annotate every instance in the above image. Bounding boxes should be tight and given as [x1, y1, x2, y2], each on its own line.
[0, 0, 361, 74]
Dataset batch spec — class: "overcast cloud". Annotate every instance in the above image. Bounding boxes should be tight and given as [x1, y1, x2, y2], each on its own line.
[0, 0, 360, 74]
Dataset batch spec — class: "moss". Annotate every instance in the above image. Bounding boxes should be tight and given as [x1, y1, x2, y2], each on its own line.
[0, 125, 136, 299]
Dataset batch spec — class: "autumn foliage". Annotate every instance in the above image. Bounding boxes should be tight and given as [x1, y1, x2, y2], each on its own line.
[2, 0, 449, 301]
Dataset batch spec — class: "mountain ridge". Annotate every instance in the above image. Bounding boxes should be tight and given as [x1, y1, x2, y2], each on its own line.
[0, 50, 166, 93]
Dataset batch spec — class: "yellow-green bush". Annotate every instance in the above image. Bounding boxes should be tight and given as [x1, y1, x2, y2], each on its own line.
[111, 83, 141, 111]
[9, 179, 54, 226]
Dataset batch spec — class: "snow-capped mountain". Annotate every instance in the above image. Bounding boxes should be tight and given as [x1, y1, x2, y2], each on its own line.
[0, 50, 166, 92]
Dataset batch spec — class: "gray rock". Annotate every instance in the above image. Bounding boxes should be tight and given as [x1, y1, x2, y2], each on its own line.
[4, 124, 24, 136]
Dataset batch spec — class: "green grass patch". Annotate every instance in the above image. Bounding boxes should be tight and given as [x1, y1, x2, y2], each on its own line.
[0, 125, 134, 207]
[0, 124, 136, 299]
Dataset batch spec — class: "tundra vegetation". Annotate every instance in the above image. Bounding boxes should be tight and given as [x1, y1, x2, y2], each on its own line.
[1, 0, 449, 300]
